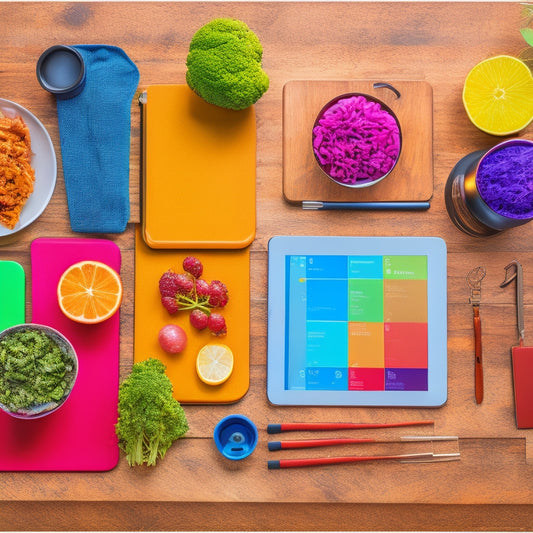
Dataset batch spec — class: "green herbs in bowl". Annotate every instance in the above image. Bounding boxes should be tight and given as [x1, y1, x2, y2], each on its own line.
[0, 324, 78, 419]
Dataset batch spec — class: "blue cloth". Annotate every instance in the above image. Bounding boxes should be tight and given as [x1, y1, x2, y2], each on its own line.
[56, 45, 139, 233]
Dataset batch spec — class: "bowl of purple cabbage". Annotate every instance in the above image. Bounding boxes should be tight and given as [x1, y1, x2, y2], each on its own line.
[312, 93, 402, 188]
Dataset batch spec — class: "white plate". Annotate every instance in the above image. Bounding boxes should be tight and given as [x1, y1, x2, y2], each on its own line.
[0, 98, 57, 236]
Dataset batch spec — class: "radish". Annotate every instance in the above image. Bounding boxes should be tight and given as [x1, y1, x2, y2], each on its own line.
[158, 324, 187, 354]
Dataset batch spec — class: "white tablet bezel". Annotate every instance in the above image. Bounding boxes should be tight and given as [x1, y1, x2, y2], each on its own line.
[267, 236, 447, 407]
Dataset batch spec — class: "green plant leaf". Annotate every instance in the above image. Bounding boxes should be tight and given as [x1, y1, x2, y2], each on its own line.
[521, 3, 533, 19]
[521, 28, 533, 46]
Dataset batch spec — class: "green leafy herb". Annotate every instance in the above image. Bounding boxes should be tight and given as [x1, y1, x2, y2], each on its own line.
[0, 329, 74, 412]
[521, 28, 533, 46]
[521, 3, 533, 45]
[115, 358, 189, 467]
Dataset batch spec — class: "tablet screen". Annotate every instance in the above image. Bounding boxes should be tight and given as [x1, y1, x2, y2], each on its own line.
[267, 236, 447, 406]
[285, 254, 428, 392]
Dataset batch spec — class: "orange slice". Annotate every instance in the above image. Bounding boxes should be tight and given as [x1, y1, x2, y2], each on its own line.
[57, 260, 123, 324]
[196, 344, 234, 386]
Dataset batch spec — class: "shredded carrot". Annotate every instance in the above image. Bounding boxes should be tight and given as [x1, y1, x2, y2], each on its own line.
[0, 115, 36, 230]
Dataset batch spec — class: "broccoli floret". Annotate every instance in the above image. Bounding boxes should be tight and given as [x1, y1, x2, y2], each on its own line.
[115, 358, 189, 467]
[186, 18, 269, 110]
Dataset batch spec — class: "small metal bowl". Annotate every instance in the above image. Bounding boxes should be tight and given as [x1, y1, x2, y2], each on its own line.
[0, 324, 78, 419]
[312, 90, 402, 188]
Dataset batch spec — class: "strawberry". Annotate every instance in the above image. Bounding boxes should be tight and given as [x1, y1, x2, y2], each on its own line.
[207, 280, 229, 308]
[183, 256, 203, 279]
[174, 273, 195, 295]
[159, 270, 181, 298]
[195, 278, 210, 301]
[208, 313, 227, 336]
[158, 265, 229, 334]
[189, 309, 209, 330]
[161, 296, 179, 314]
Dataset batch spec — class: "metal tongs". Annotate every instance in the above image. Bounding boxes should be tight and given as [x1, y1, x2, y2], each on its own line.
[467, 266, 486, 404]
[500, 260, 525, 346]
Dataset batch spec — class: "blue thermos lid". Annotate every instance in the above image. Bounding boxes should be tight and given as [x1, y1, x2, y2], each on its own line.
[36, 45, 86, 100]
[213, 414, 258, 460]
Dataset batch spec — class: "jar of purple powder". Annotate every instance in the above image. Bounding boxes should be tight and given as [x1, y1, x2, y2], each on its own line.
[445, 139, 533, 236]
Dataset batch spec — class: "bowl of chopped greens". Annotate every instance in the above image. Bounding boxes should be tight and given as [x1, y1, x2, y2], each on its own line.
[312, 92, 402, 188]
[0, 324, 78, 419]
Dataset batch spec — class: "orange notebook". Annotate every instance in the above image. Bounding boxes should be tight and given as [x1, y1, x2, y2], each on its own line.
[140, 85, 256, 249]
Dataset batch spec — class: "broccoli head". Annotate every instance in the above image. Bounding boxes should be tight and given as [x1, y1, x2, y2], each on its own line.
[186, 17, 269, 110]
[115, 358, 189, 466]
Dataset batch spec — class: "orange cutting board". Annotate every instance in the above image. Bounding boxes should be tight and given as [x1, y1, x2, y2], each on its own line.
[134, 226, 250, 404]
[141, 84, 256, 249]
[283, 80, 434, 203]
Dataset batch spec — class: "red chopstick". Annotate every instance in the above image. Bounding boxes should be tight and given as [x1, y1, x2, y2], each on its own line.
[268, 452, 434, 469]
[267, 421, 434, 434]
[268, 438, 375, 450]
[268, 434, 457, 451]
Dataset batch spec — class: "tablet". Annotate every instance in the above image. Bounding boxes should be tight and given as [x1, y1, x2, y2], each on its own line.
[267, 236, 447, 407]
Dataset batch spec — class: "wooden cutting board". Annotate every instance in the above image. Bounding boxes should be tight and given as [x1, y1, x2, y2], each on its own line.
[134, 226, 250, 404]
[283, 80, 434, 204]
[0, 238, 121, 472]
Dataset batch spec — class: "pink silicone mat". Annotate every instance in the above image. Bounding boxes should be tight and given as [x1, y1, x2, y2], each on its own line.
[0, 238, 121, 471]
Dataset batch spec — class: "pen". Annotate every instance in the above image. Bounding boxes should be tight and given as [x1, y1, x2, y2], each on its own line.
[302, 201, 431, 211]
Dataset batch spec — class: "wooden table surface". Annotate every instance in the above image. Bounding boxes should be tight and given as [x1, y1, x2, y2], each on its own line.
[1, 2, 533, 530]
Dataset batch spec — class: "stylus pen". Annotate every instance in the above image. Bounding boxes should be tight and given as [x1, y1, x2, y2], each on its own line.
[302, 201, 431, 211]
[267, 421, 434, 434]
[267, 452, 436, 469]
[268, 435, 457, 451]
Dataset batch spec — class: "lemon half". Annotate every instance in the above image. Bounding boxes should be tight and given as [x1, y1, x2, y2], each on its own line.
[462, 55, 533, 136]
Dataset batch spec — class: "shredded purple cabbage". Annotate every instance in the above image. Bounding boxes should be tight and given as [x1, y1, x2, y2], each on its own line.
[476, 144, 533, 219]
[312, 95, 401, 185]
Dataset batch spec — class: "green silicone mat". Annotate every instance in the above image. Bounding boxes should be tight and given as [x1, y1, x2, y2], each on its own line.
[0, 260, 25, 329]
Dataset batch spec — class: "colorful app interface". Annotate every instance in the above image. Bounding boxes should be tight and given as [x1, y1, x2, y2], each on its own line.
[285, 255, 428, 391]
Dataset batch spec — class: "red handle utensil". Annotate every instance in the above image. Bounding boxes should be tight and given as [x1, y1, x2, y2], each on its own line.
[268, 438, 376, 450]
[501, 260, 533, 429]
[268, 452, 435, 469]
[268, 434, 457, 451]
[267, 421, 434, 434]
[467, 266, 486, 404]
